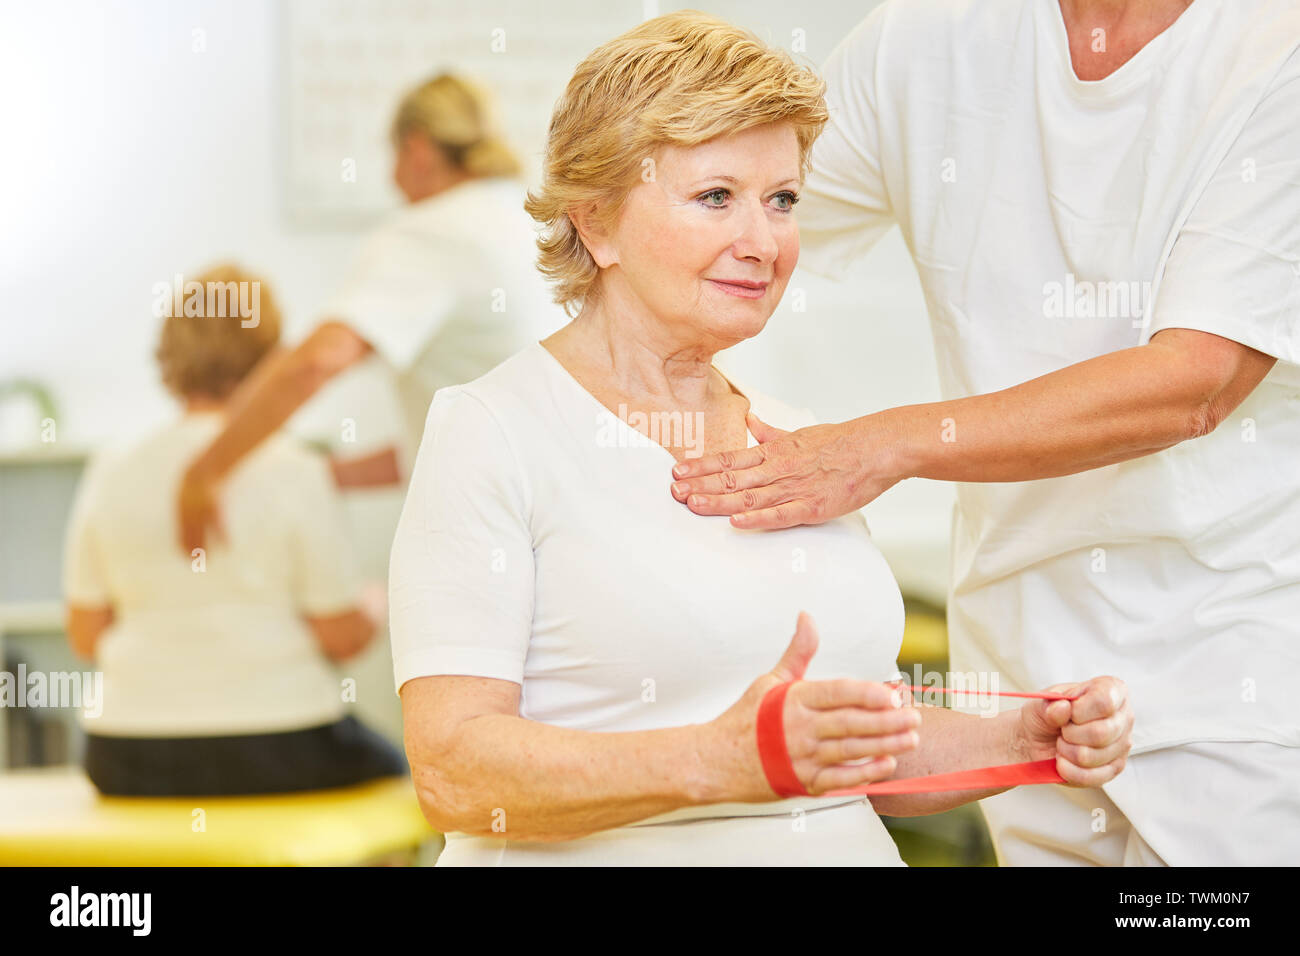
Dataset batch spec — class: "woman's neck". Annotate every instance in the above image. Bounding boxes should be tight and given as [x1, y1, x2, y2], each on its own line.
[555, 299, 735, 410]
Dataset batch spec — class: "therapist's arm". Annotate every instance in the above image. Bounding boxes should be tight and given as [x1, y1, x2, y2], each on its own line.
[177, 320, 372, 553]
[670, 328, 1278, 528]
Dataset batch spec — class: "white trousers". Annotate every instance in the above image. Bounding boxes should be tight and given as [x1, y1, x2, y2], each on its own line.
[978, 740, 1300, 866]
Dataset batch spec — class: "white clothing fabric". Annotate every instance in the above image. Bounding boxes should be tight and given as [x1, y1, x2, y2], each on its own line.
[63, 412, 360, 736]
[324, 176, 568, 461]
[979, 740, 1300, 866]
[435, 800, 902, 867]
[389, 342, 907, 865]
[795, 0, 1300, 868]
[796, 0, 1300, 862]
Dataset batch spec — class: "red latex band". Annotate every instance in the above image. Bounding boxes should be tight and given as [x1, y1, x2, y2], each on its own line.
[756, 681, 1080, 798]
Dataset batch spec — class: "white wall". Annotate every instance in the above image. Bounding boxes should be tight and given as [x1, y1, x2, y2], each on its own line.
[1, 0, 954, 602]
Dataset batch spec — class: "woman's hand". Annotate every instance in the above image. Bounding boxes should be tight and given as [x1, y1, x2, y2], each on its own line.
[669, 413, 903, 530]
[701, 611, 921, 803]
[1014, 676, 1133, 787]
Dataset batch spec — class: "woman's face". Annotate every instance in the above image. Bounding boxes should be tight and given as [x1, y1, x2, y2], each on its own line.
[590, 122, 803, 351]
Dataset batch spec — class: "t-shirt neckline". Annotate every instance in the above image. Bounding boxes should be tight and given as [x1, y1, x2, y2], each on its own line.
[1042, 0, 1205, 100]
[531, 340, 757, 464]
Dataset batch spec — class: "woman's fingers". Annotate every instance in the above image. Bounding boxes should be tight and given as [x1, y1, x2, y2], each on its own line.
[1068, 675, 1128, 724]
[783, 687, 921, 791]
[1057, 732, 1132, 770]
[1061, 705, 1134, 748]
[808, 755, 899, 794]
[815, 729, 920, 765]
[1057, 752, 1128, 788]
[811, 703, 920, 740]
[795, 678, 902, 712]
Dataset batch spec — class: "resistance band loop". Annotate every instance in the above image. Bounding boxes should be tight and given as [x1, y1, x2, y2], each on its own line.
[756, 681, 1080, 798]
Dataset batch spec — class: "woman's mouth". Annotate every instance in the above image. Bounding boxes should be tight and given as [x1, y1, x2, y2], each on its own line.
[708, 278, 769, 299]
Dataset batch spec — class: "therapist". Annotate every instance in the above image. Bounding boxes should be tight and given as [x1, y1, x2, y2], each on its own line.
[177, 73, 564, 550]
[668, 0, 1300, 865]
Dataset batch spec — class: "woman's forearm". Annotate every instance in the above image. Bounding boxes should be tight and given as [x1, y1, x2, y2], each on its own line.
[867, 706, 1021, 817]
[872, 331, 1272, 485]
[410, 714, 728, 841]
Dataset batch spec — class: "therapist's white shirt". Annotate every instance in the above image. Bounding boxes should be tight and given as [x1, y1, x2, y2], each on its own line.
[388, 342, 906, 865]
[325, 176, 568, 463]
[63, 413, 360, 736]
[796, 0, 1300, 759]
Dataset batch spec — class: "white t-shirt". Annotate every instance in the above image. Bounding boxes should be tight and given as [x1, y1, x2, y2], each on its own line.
[797, 0, 1300, 755]
[389, 342, 906, 864]
[63, 413, 360, 736]
[324, 176, 569, 464]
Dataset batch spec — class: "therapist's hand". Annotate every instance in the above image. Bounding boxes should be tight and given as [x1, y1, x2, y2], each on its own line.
[669, 412, 902, 530]
[702, 611, 921, 803]
[1014, 676, 1133, 787]
[177, 463, 226, 556]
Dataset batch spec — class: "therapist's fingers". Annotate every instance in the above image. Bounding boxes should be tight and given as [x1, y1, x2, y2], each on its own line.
[671, 445, 769, 490]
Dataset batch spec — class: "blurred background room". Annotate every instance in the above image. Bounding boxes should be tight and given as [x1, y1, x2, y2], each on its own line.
[0, 0, 968, 865]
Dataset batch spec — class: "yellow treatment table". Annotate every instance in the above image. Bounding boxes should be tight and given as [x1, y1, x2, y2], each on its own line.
[0, 767, 439, 866]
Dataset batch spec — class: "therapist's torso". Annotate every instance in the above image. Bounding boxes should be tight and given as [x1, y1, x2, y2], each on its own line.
[798, 0, 1300, 752]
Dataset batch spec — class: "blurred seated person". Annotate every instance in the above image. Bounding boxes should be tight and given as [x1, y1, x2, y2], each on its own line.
[62, 264, 407, 796]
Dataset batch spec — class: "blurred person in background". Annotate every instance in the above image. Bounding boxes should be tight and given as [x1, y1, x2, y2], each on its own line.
[62, 264, 406, 796]
[176, 73, 564, 553]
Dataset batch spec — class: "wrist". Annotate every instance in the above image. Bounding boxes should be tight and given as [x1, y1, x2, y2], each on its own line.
[685, 720, 744, 807]
[1002, 708, 1031, 763]
[856, 407, 917, 485]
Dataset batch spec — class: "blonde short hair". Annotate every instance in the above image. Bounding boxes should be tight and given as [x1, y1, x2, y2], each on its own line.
[155, 264, 281, 401]
[391, 73, 522, 179]
[524, 11, 828, 318]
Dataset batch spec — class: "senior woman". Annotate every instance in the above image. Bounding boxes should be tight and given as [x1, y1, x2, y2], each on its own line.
[390, 12, 1132, 866]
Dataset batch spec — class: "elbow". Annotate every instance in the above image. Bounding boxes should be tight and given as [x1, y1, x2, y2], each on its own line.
[1186, 394, 1229, 441]
[408, 760, 488, 837]
[301, 321, 370, 389]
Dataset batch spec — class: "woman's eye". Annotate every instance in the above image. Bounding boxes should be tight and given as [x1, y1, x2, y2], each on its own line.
[699, 188, 729, 207]
[773, 191, 800, 211]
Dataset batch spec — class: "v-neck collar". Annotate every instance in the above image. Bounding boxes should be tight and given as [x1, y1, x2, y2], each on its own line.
[1043, 0, 1204, 101]
[532, 340, 758, 465]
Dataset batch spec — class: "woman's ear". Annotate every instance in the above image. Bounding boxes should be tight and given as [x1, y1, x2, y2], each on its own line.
[569, 202, 618, 269]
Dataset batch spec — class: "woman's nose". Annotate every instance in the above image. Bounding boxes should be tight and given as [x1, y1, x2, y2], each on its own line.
[731, 198, 780, 262]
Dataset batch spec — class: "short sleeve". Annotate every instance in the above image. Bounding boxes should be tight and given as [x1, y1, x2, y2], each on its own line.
[387, 387, 535, 693]
[323, 213, 464, 369]
[796, 5, 896, 280]
[288, 452, 364, 615]
[62, 455, 111, 606]
[1146, 54, 1300, 368]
